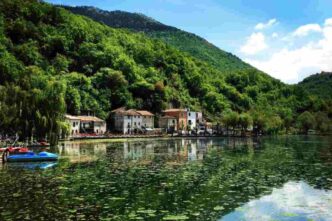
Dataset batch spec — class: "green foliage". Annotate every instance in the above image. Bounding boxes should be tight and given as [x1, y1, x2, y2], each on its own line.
[63, 6, 252, 72]
[238, 113, 253, 132]
[299, 72, 332, 100]
[297, 111, 316, 134]
[0, 0, 331, 141]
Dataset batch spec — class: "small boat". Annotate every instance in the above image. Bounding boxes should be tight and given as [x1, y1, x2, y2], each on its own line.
[0, 146, 30, 154]
[5, 152, 58, 162]
[27, 141, 50, 148]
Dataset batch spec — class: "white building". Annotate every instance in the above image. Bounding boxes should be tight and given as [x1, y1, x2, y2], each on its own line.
[111, 108, 154, 134]
[136, 111, 154, 128]
[187, 111, 197, 130]
[65, 115, 80, 137]
[65, 115, 107, 137]
[158, 116, 177, 133]
[196, 112, 203, 124]
[186, 110, 204, 131]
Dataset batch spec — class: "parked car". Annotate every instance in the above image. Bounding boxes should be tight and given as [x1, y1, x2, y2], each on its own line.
[142, 127, 154, 134]
[196, 129, 212, 135]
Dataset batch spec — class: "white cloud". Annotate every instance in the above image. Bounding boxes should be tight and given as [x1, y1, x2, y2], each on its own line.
[241, 19, 332, 83]
[325, 18, 332, 26]
[221, 182, 332, 221]
[240, 32, 268, 55]
[255, 18, 277, 30]
[292, 24, 322, 37]
[272, 32, 278, 38]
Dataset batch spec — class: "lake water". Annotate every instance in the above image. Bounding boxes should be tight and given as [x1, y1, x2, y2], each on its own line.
[0, 136, 332, 220]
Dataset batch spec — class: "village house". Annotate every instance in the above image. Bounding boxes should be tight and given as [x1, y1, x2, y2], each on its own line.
[136, 110, 154, 129]
[111, 108, 154, 134]
[187, 110, 197, 130]
[65, 115, 107, 137]
[196, 112, 203, 124]
[158, 115, 177, 133]
[65, 115, 80, 137]
[163, 109, 188, 131]
[186, 109, 204, 131]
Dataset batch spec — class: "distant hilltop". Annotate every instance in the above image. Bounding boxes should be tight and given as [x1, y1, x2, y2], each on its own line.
[299, 71, 332, 100]
[62, 5, 253, 72]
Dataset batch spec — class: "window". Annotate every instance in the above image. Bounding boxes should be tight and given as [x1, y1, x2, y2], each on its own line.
[138, 122, 141, 126]
[134, 122, 137, 126]
[189, 113, 191, 117]
[72, 122, 75, 127]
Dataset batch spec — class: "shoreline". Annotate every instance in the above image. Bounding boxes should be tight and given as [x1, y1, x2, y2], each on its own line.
[59, 133, 332, 144]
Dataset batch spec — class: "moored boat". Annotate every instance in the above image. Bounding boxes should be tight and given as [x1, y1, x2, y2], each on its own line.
[0, 146, 30, 154]
[27, 141, 50, 148]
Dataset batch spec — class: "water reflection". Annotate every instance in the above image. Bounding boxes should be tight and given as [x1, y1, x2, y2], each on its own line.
[3, 162, 58, 170]
[56, 142, 108, 163]
[56, 138, 255, 164]
[1, 136, 331, 221]
[220, 181, 332, 221]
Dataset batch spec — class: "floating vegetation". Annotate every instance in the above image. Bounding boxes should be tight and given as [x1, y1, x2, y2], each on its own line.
[0, 136, 332, 220]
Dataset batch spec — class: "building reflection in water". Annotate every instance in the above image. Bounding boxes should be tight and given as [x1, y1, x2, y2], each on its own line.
[56, 142, 108, 163]
[57, 138, 255, 164]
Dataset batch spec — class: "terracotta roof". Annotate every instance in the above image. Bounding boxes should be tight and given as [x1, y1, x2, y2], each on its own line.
[160, 116, 176, 119]
[112, 109, 140, 116]
[110, 107, 126, 113]
[136, 110, 154, 116]
[65, 115, 80, 120]
[112, 108, 154, 116]
[126, 109, 141, 116]
[163, 108, 186, 112]
[66, 115, 105, 122]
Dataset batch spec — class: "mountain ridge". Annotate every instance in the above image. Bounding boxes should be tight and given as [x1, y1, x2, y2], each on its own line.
[0, 0, 330, 143]
[62, 5, 254, 72]
[299, 71, 332, 100]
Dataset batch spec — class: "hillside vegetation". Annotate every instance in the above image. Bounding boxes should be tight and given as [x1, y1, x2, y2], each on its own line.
[0, 0, 331, 143]
[63, 6, 252, 72]
[299, 72, 332, 100]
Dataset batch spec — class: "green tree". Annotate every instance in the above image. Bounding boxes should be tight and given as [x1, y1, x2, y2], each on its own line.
[297, 111, 315, 134]
[222, 110, 239, 135]
[238, 113, 253, 135]
[314, 112, 330, 133]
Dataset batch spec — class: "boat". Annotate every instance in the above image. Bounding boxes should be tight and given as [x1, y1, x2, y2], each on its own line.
[0, 146, 30, 154]
[4, 151, 58, 162]
[27, 141, 50, 148]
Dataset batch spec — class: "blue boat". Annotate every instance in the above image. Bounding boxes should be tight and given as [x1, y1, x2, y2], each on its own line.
[6, 151, 58, 162]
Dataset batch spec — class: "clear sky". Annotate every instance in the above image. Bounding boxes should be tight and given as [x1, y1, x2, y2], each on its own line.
[45, 0, 332, 84]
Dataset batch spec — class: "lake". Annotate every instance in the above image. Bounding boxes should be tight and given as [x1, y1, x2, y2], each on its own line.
[0, 136, 332, 220]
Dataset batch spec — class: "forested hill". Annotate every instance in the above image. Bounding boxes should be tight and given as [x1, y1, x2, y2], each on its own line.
[62, 6, 177, 32]
[0, 0, 331, 143]
[63, 6, 252, 72]
[298, 72, 332, 100]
